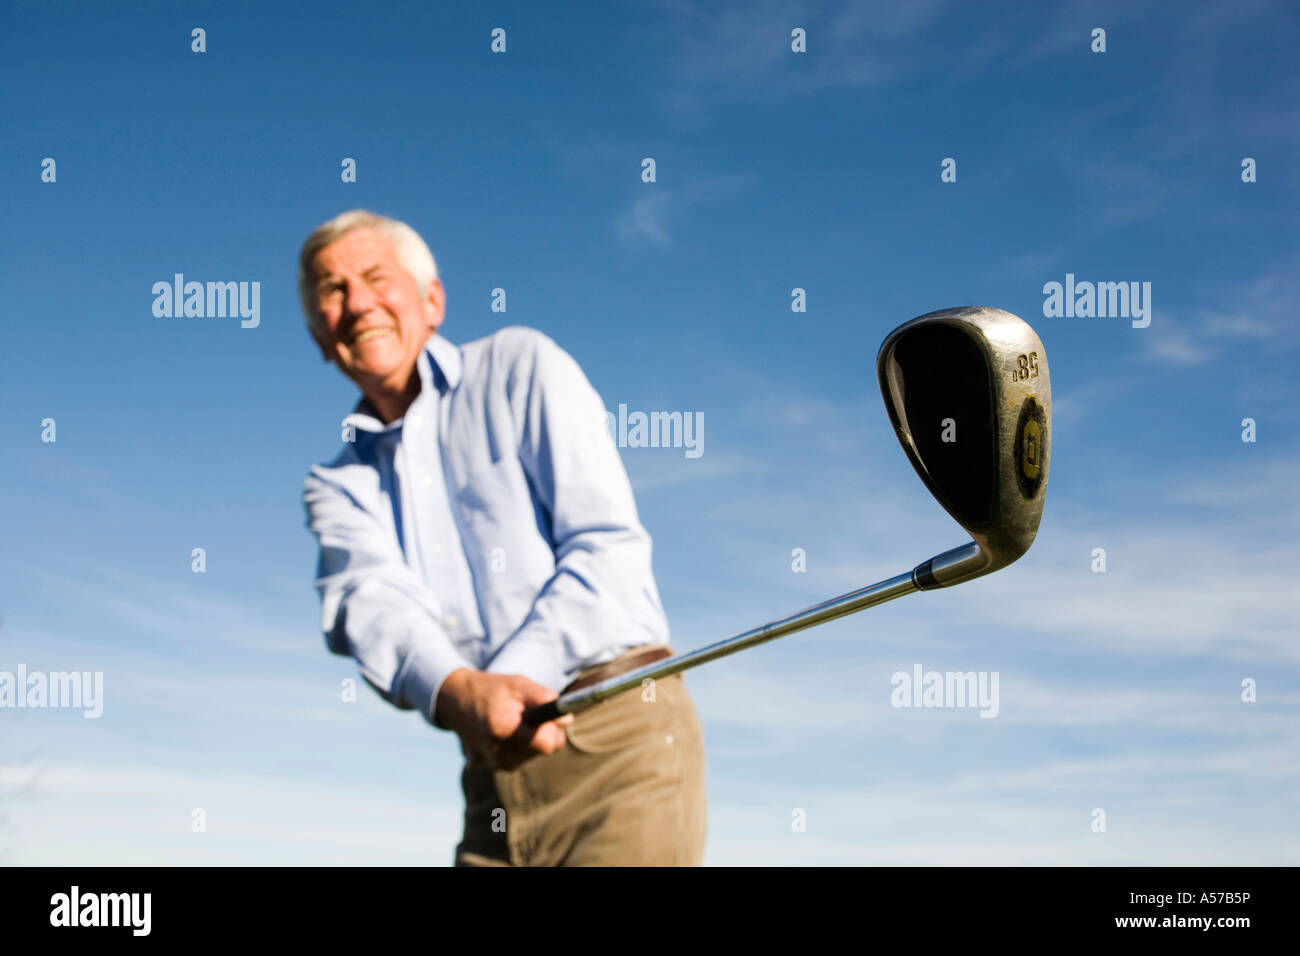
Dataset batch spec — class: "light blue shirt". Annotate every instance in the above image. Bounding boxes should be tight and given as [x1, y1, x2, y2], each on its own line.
[303, 326, 670, 728]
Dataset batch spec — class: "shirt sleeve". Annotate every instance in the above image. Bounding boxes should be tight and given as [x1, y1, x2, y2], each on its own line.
[484, 328, 670, 692]
[303, 470, 475, 728]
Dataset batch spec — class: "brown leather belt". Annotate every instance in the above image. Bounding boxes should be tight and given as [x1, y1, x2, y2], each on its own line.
[563, 646, 673, 694]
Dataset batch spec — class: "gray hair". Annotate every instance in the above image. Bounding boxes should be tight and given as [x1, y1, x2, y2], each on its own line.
[297, 209, 439, 342]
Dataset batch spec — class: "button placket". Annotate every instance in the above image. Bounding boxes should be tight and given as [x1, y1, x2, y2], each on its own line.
[389, 437, 419, 578]
[406, 407, 443, 615]
[436, 393, 487, 656]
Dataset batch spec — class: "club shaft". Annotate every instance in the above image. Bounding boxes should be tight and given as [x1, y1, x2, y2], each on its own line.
[524, 566, 921, 724]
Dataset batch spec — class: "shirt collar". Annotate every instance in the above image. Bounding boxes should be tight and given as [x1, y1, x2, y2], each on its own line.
[344, 333, 461, 434]
[425, 331, 462, 391]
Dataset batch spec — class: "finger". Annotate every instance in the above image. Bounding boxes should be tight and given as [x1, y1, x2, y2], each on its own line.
[530, 722, 567, 755]
[507, 709, 571, 740]
[504, 714, 542, 749]
[496, 723, 563, 764]
[511, 675, 563, 706]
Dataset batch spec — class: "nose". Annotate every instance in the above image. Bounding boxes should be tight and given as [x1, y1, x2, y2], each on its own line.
[343, 277, 379, 318]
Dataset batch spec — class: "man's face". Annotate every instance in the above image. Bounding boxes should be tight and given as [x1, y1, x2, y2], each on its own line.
[308, 228, 444, 390]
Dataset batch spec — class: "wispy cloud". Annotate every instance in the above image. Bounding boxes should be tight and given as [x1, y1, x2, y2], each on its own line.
[645, 0, 952, 115]
[0, 761, 465, 865]
[615, 191, 673, 244]
[1049, 375, 1129, 430]
[625, 450, 757, 493]
[613, 169, 760, 245]
[965, 504, 1300, 664]
[1144, 259, 1300, 365]
[704, 743, 1300, 864]
[1144, 314, 1215, 365]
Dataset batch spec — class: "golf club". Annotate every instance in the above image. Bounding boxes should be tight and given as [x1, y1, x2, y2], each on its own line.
[523, 306, 1051, 727]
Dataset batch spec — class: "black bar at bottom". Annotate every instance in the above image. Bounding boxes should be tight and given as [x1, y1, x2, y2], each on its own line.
[0, 865, 1280, 942]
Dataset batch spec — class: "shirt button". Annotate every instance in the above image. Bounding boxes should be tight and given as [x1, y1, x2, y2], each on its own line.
[408, 414, 423, 429]
[432, 544, 443, 554]
[420, 474, 434, 488]
[446, 615, 460, 629]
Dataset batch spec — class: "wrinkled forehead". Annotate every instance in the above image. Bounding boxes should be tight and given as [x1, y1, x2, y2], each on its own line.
[310, 227, 401, 279]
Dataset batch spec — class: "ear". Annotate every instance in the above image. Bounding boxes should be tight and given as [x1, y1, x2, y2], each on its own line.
[423, 277, 446, 332]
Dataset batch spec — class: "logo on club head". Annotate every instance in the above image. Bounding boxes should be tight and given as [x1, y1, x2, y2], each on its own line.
[1014, 397, 1047, 499]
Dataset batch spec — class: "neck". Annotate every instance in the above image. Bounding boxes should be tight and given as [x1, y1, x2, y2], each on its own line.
[363, 367, 422, 424]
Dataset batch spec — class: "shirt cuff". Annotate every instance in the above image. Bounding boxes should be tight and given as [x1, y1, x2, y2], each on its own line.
[485, 635, 570, 695]
[397, 641, 474, 730]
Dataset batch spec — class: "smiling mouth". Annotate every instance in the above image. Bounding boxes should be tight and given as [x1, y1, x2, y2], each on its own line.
[351, 328, 394, 346]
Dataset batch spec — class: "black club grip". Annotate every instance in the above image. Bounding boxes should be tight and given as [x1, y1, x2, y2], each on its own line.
[522, 699, 562, 727]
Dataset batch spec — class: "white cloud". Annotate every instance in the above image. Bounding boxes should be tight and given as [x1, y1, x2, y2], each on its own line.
[613, 170, 759, 245]
[704, 743, 1300, 865]
[1143, 260, 1300, 366]
[615, 191, 673, 245]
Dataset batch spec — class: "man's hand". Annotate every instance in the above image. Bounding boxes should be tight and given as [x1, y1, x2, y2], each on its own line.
[435, 668, 574, 771]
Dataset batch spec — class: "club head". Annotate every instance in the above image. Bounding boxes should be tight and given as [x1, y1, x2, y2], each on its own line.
[877, 306, 1051, 589]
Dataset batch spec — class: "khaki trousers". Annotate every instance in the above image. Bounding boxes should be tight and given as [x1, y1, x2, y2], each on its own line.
[455, 645, 707, 866]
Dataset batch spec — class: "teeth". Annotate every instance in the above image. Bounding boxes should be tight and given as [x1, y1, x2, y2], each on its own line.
[353, 328, 392, 344]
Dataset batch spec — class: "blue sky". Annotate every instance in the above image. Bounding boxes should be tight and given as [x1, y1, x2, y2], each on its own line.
[2, 0, 1298, 864]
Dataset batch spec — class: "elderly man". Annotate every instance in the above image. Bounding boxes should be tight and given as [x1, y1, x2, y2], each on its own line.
[298, 210, 707, 866]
